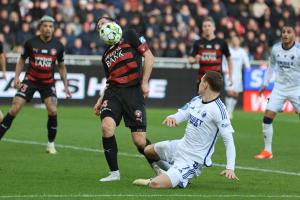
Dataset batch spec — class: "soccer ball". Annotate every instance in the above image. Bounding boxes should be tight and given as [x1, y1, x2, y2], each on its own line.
[99, 22, 122, 45]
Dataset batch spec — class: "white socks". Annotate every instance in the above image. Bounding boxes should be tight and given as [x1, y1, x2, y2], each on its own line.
[225, 97, 238, 117]
[262, 123, 273, 152]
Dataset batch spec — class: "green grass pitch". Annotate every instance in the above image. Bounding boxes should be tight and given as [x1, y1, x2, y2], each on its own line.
[0, 106, 299, 200]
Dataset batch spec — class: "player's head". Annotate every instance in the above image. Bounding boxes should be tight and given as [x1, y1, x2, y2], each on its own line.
[38, 15, 55, 39]
[199, 71, 223, 95]
[202, 16, 216, 38]
[281, 23, 296, 45]
[96, 16, 115, 31]
[231, 36, 240, 48]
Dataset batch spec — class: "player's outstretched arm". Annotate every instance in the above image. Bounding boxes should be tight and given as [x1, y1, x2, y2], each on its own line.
[141, 50, 154, 98]
[13, 57, 25, 89]
[220, 169, 239, 180]
[0, 52, 6, 80]
[58, 62, 72, 98]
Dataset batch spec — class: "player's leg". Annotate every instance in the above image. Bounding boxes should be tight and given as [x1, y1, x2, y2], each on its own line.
[44, 96, 58, 154]
[99, 91, 123, 182]
[40, 85, 58, 154]
[255, 89, 283, 159]
[123, 86, 155, 166]
[225, 90, 238, 119]
[0, 110, 3, 123]
[0, 81, 34, 140]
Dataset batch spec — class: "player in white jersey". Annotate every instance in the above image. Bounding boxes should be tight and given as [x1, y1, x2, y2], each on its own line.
[255, 25, 300, 159]
[225, 36, 250, 119]
[132, 71, 238, 188]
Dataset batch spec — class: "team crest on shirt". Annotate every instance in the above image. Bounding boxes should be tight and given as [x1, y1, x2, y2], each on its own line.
[290, 55, 295, 60]
[134, 110, 143, 122]
[139, 36, 146, 43]
[214, 44, 220, 50]
[50, 48, 57, 56]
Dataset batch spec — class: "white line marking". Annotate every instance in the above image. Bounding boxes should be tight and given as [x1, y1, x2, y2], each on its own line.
[0, 194, 300, 199]
[3, 138, 300, 177]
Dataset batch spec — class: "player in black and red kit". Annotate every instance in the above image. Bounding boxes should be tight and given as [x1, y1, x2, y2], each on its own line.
[93, 17, 155, 182]
[0, 16, 72, 154]
[189, 17, 233, 89]
[0, 41, 7, 122]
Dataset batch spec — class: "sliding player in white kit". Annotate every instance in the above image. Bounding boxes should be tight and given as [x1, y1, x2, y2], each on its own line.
[133, 71, 238, 188]
[255, 24, 300, 159]
[225, 36, 250, 119]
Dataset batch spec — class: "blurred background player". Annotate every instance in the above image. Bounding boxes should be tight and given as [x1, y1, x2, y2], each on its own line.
[188, 16, 233, 90]
[0, 41, 7, 122]
[255, 24, 300, 159]
[0, 16, 72, 154]
[225, 36, 250, 119]
[93, 17, 155, 182]
[133, 71, 238, 189]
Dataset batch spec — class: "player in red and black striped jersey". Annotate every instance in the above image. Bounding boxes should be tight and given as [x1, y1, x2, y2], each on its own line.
[189, 16, 233, 89]
[93, 17, 155, 182]
[0, 16, 72, 154]
[0, 41, 7, 123]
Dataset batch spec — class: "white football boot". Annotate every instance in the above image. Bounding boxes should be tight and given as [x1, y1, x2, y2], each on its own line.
[99, 171, 120, 182]
[46, 142, 57, 154]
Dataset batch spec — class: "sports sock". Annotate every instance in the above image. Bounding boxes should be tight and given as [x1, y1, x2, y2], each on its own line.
[137, 138, 156, 165]
[155, 160, 171, 171]
[0, 113, 15, 140]
[225, 97, 234, 114]
[262, 123, 273, 153]
[231, 97, 238, 112]
[102, 135, 119, 171]
[47, 115, 57, 142]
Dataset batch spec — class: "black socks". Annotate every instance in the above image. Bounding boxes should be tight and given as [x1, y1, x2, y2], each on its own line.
[47, 115, 57, 142]
[102, 135, 119, 171]
[0, 113, 15, 140]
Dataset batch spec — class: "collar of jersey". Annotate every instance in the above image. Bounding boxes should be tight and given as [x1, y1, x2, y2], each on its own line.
[202, 96, 220, 104]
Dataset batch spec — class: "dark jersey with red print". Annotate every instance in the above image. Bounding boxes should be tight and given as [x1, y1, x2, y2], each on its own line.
[191, 37, 230, 80]
[102, 29, 149, 87]
[21, 36, 64, 85]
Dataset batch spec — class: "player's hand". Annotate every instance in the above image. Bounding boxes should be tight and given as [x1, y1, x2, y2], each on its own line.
[141, 82, 150, 98]
[13, 77, 21, 89]
[93, 101, 102, 116]
[195, 54, 201, 63]
[259, 85, 266, 96]
[65, 87, 72, 99]
[162, 117, 177, 127]
[220, 169, 239, 181]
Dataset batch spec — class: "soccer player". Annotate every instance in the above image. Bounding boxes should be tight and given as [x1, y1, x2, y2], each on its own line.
[225, 36, 250, 119]
[0, 16, 72, 154]
[255, 24, 300, 159]
[133, 71, 238, 189]
[93, 17, 155, 182]
[188, 16, 233, 88]
[0, 41, 7, 122]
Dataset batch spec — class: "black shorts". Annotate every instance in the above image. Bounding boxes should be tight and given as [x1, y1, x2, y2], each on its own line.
[15, 80, 56, 102]
[100, 85, 146, 132]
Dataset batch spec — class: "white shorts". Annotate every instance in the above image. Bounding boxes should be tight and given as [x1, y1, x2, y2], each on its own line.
[154, 140, 203, 188]
[225, 77, 243, 93]
[266, 87, 300, 113]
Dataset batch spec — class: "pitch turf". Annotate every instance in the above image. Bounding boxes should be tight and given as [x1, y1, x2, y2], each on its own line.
[0, 106, 299, 200]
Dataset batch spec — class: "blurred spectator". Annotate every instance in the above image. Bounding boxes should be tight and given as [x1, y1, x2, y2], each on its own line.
[16, 22, 33, 46]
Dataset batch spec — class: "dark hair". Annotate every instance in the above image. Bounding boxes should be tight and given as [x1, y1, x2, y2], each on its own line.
[202, 16, 215, 27]
[96, 16, 116, 30]
[203, 71, 223, 92]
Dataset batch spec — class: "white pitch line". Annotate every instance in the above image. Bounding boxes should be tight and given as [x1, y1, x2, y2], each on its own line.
[3, 138, 300, 177]
[1, 194, 300, 199]
[0, 194, 300, 199]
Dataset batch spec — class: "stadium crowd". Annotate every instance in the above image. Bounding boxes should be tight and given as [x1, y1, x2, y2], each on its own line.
[0, 0, 299, 59]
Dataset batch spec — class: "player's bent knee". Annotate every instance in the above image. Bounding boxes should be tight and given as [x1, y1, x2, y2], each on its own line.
[144, 144, 155, 155]
[101, 121, 115, 136]
[263, 116, 273, 124]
